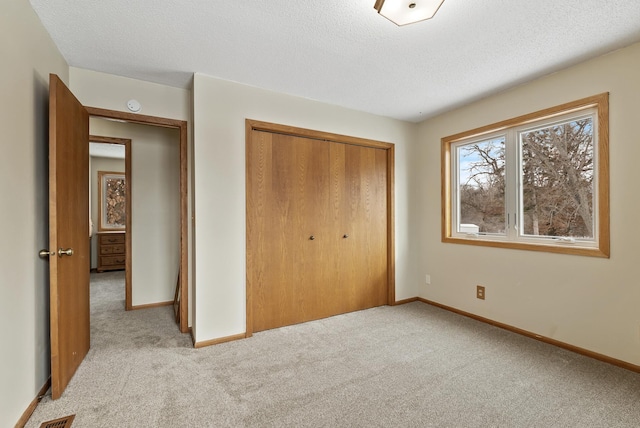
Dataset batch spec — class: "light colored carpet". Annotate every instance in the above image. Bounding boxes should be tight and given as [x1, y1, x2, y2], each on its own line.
[27, 271, 640, 427]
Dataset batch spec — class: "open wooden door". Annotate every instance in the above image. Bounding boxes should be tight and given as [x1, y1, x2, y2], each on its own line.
[48, 74, 90, 399]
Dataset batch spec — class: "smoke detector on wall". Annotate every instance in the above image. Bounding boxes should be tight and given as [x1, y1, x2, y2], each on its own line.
[127, 99, 142, 113]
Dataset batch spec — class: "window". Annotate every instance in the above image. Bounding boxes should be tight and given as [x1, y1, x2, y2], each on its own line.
[442, 93, 609, 257]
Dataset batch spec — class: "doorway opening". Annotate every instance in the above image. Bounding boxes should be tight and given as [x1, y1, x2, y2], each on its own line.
[89, 136, 132, 308]
[87, 107, 189, 333]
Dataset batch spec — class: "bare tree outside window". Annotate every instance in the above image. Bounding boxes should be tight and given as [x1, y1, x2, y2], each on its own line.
[520, 118, 594, 238]
[442, 93, 608, 257]
[458, 138, 505, 234]
[456, 119, 594, 239]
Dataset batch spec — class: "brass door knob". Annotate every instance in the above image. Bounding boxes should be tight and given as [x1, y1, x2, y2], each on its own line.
[39, 249, 55, 258]
[343, 234, 349, 238]
[309, 235, 315, 240]
[58, 248, 74, 257]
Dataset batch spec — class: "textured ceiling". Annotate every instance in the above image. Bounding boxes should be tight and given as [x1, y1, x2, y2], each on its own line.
[30, 0, 640, 122]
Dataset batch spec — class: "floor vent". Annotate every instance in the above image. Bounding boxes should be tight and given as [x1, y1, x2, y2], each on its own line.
[39, 415, 75, 428]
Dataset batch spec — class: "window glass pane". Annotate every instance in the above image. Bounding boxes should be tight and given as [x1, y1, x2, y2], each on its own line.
[457, 137, 506, 234]
[520, 117, 594, 239]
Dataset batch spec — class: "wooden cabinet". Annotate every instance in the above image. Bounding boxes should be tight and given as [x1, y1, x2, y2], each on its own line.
[96, 232, 126, 272]
[247, 127, 391, 333]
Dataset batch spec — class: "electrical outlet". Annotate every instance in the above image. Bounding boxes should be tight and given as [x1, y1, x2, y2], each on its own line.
[425, 274, 431, 285]
[476, 285, 485, 300]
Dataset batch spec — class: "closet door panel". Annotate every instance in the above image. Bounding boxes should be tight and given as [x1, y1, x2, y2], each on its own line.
[249, 132, 331, 331]
[248, 131, 292, 332]
[247, 122, 391, 333]
[370, 147, 389, 306]
[327, 143, 350, 316]
[288, 135, 331, 323]
[342, 144, 388, 311]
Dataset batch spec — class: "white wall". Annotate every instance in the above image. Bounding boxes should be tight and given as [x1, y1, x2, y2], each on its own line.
[192, 74, 419, 343]
[89, 156, 125, 269]
[90, 118, 180, 306]
[417, 42, 640, 366]
[69, 68, 193, 319]
[69, 68, 191, 121]
[0, 1, 69, 425]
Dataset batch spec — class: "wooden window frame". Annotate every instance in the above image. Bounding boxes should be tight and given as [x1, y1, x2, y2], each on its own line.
[441, 93, 609, 258]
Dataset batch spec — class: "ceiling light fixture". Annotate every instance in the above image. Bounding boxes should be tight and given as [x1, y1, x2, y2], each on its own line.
[374, 0, 444, 26]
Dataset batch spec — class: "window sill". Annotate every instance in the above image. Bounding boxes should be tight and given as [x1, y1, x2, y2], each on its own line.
[442, 235, 609, 258]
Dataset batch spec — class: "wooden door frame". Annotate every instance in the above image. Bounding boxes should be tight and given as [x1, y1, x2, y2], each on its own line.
[89, 135, 133, 309]
[245, 119, 396, 337]
[86, 107, 189, 334]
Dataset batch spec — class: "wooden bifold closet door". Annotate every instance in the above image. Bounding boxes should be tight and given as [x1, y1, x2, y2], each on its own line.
[247, 121, 393, 333]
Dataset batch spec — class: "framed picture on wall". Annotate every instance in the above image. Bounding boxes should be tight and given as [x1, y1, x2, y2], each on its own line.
[98, 171, 126, 231]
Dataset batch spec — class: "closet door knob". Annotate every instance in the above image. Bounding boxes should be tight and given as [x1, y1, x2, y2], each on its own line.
[343, 234, 349, 238]
[309, 235, 315, 240]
